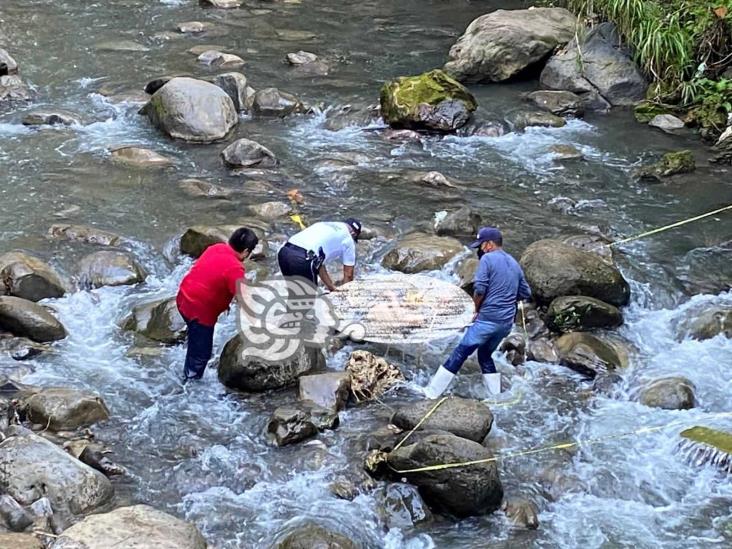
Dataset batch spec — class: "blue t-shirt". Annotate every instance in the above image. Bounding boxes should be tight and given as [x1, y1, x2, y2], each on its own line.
[473, 250, 532, 324]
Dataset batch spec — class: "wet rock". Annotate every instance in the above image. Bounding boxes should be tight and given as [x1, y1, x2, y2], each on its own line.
[298, 371, 350, 412]
[0, 335, 49, 361]
[187, 44, 226, 55]
[50, 504, 207, 549]
[305, 404, 340, 431]
[555, 332, 623, 377]
[221, 138, 278, 169]
[637, 150, 695, 180]
[212, 72, 249, 112]
[0, 48, 18, 75]
[178, 178, 235, 199]
[386, 431, 503, 517]
[22, 110, 81, 126]
[673, 304, 731, 341]
[249, 201, 290, 220]
[511, 110, 566, 131]
[457, 118, 507, 137]
[711, 127, 732, 165]
[444, 8, 575, 83]
[406, 170, 458, 188]
[78, 250, 146, 288]
[324, 104, 378, 131]
[526, 90, 584, 117]
[501, 497, 539, 530]
[144, 75, 182, 95]
[201, 0, 242, 8]
[540, 23, 647, 106]
[0, 297, 66, 343]
[455, 256, 478, 293]
[0, 428, 113, 516]
[391, 397, 493, 443]
[527, 338, 560, 364]
[379, 483, 431, 528]
[639, 376, 696, 410]
[0, 534, 42, 549]
[592, 372, 624, 395]
[287, 50, 318, 65]
[382, 233, 463, 273]
[649, 114, 685, 133]
[549, 144, 584, 162]
[24, 387, 109, 430]
[434, 206, 482, 237]
[266, 406, 318, 446]
[380, 69, 476, 132]
[123, 296, 186, 344]
[546, 296, 623, 332]
[251, 87, 302, 117]
[274, 524, 357, 549]
[0, 75, 31, 103]
[47, 224, 122, 247]
[218, 334, 325, 392]
[0, 494, 34, 532]
[198, 50, 245, 69]
[141, 77, 238, 143]
[499, 333, 526, 366]
[329, 477, 359, 500]
[180, 224, 267, 260]
[0, 251, 65, 302]
[561, 234, 614, 263]
[520, 239, 630, 306]
[96, 40, 149, 52]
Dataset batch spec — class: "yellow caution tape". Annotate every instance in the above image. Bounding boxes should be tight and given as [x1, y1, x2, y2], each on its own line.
[393, 397, 448, 452]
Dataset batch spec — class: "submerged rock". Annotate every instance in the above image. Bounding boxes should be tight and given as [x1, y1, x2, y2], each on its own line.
[391, 397, 493, 443]
[546, 295, 623, 332]
[298, 371, 350, 411]
[218, 335, 324, 392]
[221, 138, 278, 169]
[673, 304, 731, 341]
[248, 201, 290, 220]
[380, 69, 476, 132]
[555, 332, 623, 377]
[638, 150, 695, 180]
[386, 431, 503, 517]
[274, 524, 357, 549]
[639, 376, 696, 410]
[123, 296, 186, 344]
[110, 146, 174, 169]
[198, 50, 245, 69]
[382, 233, 463, 273]
[266, 406, 318, 446]
[50, 504, 207, 549]
[0, 75, 31, 104]
[24, 387, 110, 430]
[0, 296, 67, 342]
[251, 87, 302, 117]
[540, 23, 647, 106]
[47, 224, 122, 247]
[178, 178, 235, 199]
[444, 8, 575, 83]
[0, 335, 50, 361]
[287, 51, 318, 65]
[0, 428, 113, 516]
[510, 110, 566, 131]
[434, 206, 482, 237]
[0, 251, 65, 302]
[141, 77, 238, 143]
[78, 250, 146, 288]
[526, 90, 584, 117]
[501, 497, 540, 530]
[22, 110, 81, 126]
[520, 239, 630, 306]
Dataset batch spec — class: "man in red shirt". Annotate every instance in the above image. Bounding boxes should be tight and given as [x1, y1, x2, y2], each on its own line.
[176, 227, 259, 380]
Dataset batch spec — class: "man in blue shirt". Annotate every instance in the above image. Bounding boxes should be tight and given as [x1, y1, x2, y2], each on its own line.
[424, 227, 532, 397]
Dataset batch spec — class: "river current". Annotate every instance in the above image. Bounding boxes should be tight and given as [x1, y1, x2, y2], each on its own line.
[1, 0, 732, 547]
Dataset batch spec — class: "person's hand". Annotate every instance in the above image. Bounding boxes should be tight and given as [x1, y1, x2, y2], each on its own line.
[472, 311, 478, 323]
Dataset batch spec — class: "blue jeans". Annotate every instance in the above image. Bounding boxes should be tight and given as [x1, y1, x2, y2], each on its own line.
[442, 320, 513, 374]
[181, 315, 215, 379]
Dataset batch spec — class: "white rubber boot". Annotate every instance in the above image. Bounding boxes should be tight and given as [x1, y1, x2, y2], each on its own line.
[424, 367, 455, 399]
[483, 373, 501, 395]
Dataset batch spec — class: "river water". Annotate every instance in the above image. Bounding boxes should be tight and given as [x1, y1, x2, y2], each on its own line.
[1, 0, 732, 547]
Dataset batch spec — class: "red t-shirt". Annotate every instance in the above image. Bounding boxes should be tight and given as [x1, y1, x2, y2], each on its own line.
[176, 243, 245, 327]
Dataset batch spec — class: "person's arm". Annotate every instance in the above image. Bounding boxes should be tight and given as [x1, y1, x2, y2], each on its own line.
[318, 264, 338, 292]
[337, 238, 356, 286]
[226, 264, 246, 298]
[340, 265, 354, 285]
[517, 269, 532, 301]
[471, 257, 490, 321]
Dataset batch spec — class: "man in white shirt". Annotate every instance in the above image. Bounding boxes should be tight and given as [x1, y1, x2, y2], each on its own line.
[278, 218, 361, 291]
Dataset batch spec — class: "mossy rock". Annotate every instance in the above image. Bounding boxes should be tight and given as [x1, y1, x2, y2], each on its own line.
[638, 150, 695, 180]
[634, 101, 673, 124]
[680, 426, 732, 458]
[379, 69, 477, 132]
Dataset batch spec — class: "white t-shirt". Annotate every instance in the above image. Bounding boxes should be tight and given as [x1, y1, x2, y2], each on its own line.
[288, 222, 356, 266]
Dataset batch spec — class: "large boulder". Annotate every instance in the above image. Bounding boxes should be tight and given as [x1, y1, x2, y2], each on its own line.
[390, 397, 493, 443]
[386, 431, 503, 517]
[266, 406, 318, 446]
[520, 239, 630, 306]
[251, 87, 302, 117]
[78, 251, 146, 288]
[50, 505, 207, 549]
[673, 304, 731, 341]
[0, 429, 113, 516]
[546, 295, 623, 332]
[123, 296, 186, 344]
[179, 224, 267, 260]
[298, 371, 350, 411]
[141, 77, 238, 143]
[434, 206, 482, 237]
[381, 233, 463, 273]
[380, 69, 477, 132]
[218, 335, 324, 392]
[637, 150, 695, 181]
[0, 251, 65, 302]
[221, 138, 278, 169]
[555, 332, 623, 377]
[0, 296, 67, 342]
[274, 524, 357, 549]
[639, 377, 696, 410]
[23, 387, 110, 431]
[444, 8, 576, 83]
[540, 23, 647, 106]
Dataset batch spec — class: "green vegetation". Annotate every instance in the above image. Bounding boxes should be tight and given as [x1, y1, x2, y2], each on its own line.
[564, 0, 732, 132]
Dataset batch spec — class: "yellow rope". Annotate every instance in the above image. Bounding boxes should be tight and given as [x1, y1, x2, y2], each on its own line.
[392, 396, 448, 452]
[389, 411, 732, 474]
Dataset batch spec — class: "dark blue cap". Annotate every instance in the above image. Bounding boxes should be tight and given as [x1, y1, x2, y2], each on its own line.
[344, 218, 362, 240]
[469, 226, 502, 248]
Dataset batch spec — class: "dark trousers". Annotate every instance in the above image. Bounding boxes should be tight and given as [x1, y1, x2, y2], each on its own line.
[181, 314, 215, 379]
[277, 243, 322, 285]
